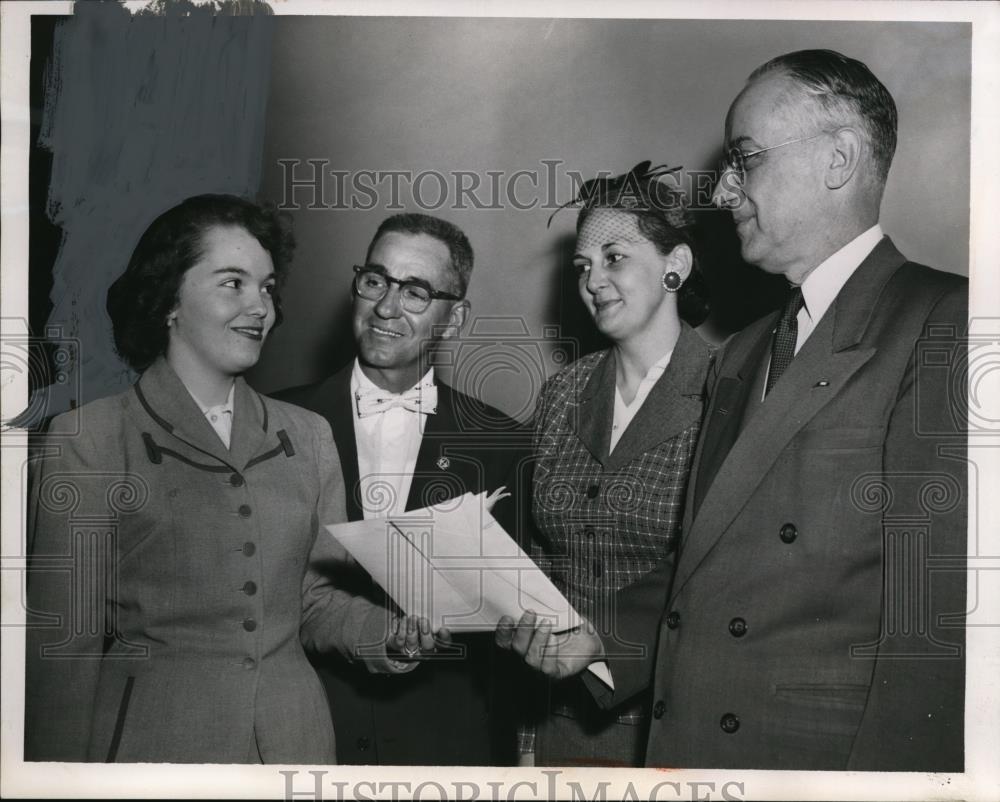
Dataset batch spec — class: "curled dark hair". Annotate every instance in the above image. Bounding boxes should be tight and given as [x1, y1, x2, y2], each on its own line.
[106, 194, 294, 371]
[572, 162, 710, 327]
[365, 213, 474, 298]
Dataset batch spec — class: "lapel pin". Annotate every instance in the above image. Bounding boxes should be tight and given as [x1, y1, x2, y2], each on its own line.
[436, 456, 450, 470]
[814, 380, 830, 388]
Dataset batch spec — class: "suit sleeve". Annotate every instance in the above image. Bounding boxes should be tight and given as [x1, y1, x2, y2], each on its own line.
[846, 283, 967, 771]
[24, 412, 106, 761]
[580, 557, 672, 708]
[298, 415, 410, 674]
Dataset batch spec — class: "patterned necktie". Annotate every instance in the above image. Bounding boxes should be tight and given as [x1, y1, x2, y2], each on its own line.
[765, 287, 805, 396]
[355, 383, 438, 418]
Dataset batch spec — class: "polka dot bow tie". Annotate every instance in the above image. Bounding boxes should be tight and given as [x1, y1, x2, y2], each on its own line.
[354, 384, 438, 418]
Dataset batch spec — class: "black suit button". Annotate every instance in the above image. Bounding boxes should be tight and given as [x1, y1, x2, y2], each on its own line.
[242, 657, 256, 670]
[242, 581, 257, 596]
[238, 504, 253, 518]
[728, 617, 747, 637]
[666, 611, 680, 629]
[242, 541, 256, 556]
[230, 473, 244, 487]
[779, 523, 798, 543]
[720, 713, 740, 733]
[357, 736, 370, 751]
[586, 483, 599, 499]
[243, 618, 257, 632]
[652, 700, 666, 719]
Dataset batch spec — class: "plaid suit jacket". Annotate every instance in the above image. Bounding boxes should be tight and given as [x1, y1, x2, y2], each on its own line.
[530, 323, 712, 725]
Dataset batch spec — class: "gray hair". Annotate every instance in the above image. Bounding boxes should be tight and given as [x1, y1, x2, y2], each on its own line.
[750, 49, 898, 185]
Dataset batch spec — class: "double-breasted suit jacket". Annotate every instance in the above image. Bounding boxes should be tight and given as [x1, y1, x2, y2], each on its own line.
[585, 239, 967, 771]
[24, 359, 398, 764]
[529, 323, 712, 734]
[276, 363, 530, 765]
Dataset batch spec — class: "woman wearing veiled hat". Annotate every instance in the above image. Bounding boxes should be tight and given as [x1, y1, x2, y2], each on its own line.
[513, 163, 713, 767]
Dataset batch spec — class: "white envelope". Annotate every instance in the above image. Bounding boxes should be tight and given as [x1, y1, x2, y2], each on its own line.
[324, 492, 581, 633]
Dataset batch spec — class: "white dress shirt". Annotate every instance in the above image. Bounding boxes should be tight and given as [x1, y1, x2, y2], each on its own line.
[352, 359, 435, 519]
[610, 348, 674, 452]
[193, 383, 235, 449]
[763, 224, 884, 397]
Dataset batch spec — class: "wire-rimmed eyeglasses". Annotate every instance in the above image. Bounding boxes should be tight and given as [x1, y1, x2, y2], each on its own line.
[352, 265, 462, 313]
[721, 131, 829, 184]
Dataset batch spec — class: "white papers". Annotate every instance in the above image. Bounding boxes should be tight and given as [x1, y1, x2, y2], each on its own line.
[324, 492, 581, 633]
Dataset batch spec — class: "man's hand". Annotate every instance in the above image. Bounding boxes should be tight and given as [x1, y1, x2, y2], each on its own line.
[495, 610, 603, 679]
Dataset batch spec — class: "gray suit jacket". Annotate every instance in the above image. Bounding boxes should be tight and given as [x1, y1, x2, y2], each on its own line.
[24, 359, 398, 763]
[586, 238, 967, 771]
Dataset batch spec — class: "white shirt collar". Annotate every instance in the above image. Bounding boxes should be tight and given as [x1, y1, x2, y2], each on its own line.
[798, 224, 883, 323]
[617, 348, 674, 407]
[350, 359, 435, 399]
[193, 382, 235, 417]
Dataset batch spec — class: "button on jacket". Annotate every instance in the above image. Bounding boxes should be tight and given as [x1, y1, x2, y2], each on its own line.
[528, 323, 711, 745]
[584, 240, 967, 772]
[25, 359, 399, 763]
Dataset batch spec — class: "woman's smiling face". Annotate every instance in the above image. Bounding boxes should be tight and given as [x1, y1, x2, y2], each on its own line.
[574, 208, 678, 343]
[167, 224, 276, 381]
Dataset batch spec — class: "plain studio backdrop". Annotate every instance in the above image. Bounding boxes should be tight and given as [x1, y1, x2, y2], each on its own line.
[251, 17, 969, 419]
[27, 14, 969, 421]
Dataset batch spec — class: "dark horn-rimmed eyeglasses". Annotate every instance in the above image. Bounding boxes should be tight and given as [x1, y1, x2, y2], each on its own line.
[352, 265, 463, 314]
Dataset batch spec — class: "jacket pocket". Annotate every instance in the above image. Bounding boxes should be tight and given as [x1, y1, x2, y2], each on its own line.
[770, 681, 869, 740]
[105, 676, 136, 762]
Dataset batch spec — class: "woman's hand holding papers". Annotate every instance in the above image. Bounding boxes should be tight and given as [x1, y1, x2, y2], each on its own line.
[386, 615, 453, 665]
[495, 610, 604, 679]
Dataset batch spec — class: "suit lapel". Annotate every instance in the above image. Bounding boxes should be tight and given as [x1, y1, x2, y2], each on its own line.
[228, 379, 270, 469]
[575, 351, 615, 465]
[405, 379, 454, 511]
[673, 237, 905, 598]
[136, 359, 242, 468]
[313, 365, 363, 521]
[691, 317, 773, 517]
[604, 324, 711, 472]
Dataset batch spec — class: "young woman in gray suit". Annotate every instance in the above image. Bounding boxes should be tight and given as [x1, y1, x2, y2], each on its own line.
[24, 195, 441, 763]
[518, 164, 713, 767]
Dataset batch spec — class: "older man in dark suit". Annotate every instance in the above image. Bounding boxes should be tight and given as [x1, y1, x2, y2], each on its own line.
[277, 213, 527, 765]
[498, 49, 967, 772]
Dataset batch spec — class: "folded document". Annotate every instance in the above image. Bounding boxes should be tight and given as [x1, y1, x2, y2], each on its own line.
[324, 492, 581, 633]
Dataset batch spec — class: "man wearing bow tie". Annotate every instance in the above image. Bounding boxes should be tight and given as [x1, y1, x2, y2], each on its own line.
[276, 213, 525, 765]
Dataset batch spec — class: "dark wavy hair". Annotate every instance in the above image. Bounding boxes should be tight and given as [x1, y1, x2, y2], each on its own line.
[365, 213, 474, 298]
[572, 162, 710, 327]
[106, 194, 294, 372]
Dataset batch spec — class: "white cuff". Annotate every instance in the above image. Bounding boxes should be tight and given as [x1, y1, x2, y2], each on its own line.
[587, 660, 614, 690]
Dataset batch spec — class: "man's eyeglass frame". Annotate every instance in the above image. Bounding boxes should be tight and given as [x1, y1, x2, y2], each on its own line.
[722, 131, 829, 184]
[352, 265, 463, 313]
